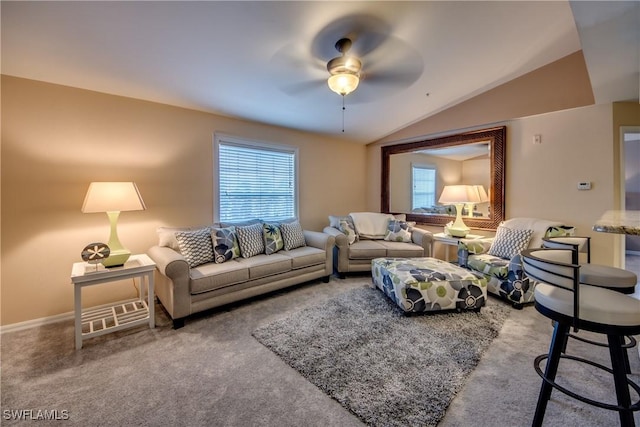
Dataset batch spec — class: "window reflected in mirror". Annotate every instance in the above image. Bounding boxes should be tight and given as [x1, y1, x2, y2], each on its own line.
[391, 141, 491, 218]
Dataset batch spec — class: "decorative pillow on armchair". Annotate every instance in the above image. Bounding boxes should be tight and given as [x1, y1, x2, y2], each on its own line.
[488, 226, 534, 259]
[384, 220, 412, 242]
[211, 226, 240, 263]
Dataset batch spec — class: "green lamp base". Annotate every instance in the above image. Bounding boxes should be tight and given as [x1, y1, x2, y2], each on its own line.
[101, 249, 131, 268]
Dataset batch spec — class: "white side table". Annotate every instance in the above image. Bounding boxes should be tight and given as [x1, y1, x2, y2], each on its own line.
[70, 254, 156, 349]
[432, 232, 485, 262]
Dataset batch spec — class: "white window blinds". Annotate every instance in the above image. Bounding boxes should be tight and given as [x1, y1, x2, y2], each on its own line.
[412, 166, 436, 210]
[217, 139, 297, 222]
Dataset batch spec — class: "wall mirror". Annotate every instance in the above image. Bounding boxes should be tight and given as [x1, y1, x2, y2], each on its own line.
[381, 126, 506, 230]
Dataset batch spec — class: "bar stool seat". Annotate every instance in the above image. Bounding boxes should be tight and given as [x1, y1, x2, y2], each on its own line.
[580, 264, 637, 294]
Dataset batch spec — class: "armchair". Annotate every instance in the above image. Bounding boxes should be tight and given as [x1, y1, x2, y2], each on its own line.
[457, 218, 575, 307]
[323, 212, 433, 278]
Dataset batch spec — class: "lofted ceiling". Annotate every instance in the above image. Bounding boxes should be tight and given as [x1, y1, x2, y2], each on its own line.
[2, 1, 638, 144]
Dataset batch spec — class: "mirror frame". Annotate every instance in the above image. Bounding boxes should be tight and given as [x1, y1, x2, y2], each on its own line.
[381, 126, 506, 230]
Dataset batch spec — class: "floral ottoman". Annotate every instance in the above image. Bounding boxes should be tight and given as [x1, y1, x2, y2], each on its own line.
[371, 257, 488, 313]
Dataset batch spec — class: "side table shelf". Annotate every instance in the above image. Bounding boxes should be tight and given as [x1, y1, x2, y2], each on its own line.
[71, 254, 156, 349]
[81, 300, 150, 336]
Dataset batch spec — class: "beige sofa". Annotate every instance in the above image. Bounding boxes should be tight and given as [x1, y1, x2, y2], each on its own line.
[148, 222, 334, 328]
[323, 212, 433, 278]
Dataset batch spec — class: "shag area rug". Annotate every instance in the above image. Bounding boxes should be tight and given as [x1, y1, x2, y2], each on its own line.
[252, 286, 511, 427]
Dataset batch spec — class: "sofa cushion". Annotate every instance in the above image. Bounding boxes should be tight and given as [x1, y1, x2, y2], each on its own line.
[189, 261, 249, 294]
[174, 229, 215, 268]
[488, 226, 533, 259]
[384, 220, 412, 242]
[236, 253, 292, 279]
[263, 222, 284, 255]
[348, 240, 386, 260]
[468, 254, 510, 280]
[236, 223, 266, 258]
[284, 246, 326, 269]
[378, 241, 424, 258]
[211, 226, 240, 263]
[280, 221, 306, 250]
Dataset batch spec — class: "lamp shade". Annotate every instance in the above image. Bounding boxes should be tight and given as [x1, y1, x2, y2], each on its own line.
[438, 185, 481, 204]
[82, 182, 146, 213]
[473, 185, 489, 203]
[327, 73, 360, 96]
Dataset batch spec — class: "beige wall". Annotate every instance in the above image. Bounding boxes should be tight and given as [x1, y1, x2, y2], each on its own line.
[1, 75, 367, 326]
[368, 103, 628, 266]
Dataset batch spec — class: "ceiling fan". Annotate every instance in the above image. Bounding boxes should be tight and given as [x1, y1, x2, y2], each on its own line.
[270, 14, 424, 104]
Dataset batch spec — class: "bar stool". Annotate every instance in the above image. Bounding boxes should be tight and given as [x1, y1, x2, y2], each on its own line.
[542, 236, 637, 294]
[522, 248, 640, 426]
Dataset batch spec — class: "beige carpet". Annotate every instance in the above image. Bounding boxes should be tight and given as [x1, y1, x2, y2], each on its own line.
[1, 276, 638, 426]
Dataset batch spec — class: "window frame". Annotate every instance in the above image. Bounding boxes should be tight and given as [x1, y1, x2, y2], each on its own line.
[213, 133, 299, 223]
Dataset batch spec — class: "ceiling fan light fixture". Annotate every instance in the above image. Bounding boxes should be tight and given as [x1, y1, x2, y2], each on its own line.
[327, 72, 360, 96]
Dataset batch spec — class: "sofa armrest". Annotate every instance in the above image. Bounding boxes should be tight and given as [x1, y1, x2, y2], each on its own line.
[147, 245, 189, 279]
[323, 226, 348, 248]
[411, 228, 434, 257]
[304, 229, 335, 252]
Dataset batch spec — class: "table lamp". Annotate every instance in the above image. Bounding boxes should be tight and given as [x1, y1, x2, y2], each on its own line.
[438, 185, 481, 237]
[465, 185, 489, 217]
[82, 182, 146, 267]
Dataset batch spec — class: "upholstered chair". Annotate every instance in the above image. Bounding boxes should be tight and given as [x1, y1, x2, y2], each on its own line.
[457, 218, 575, 307]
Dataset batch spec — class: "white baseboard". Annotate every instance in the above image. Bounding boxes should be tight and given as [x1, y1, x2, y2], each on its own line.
[626, 250, 640, 256]
[0, 311, 74, 334]
[0, 298, 142, 334]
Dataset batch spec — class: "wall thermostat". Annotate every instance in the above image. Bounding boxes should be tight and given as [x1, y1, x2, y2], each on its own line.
[577, 182, 591, 190]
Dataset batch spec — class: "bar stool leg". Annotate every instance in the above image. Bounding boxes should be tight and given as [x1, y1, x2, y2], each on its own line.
[608, 334, 635, 427]
[533, 321, 570, 427]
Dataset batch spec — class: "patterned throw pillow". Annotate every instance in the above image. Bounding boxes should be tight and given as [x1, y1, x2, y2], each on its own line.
[236, 223, 265, 258]
[339, 219, 358, 245]
[211, 226, 240, 263]
[280, 221, 306, 251]
[174, 228, 214, 268]
[384, 220, 412, 242]
[488, 226, 534, 259]
[263, 223, 284, 255]
[545, 225, 576, 238]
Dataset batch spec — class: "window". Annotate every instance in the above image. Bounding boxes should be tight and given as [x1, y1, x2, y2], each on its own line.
[215, 134, 298, 222]
[412, 165, 436, 210]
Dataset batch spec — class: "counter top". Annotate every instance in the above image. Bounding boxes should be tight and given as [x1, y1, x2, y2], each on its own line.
[592, 210, 640, 235]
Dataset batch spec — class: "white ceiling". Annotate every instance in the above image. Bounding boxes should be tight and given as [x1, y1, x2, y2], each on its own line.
[2, 1, 638, 144]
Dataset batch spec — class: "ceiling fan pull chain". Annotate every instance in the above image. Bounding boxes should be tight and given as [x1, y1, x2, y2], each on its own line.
[342, 95, 345, 133]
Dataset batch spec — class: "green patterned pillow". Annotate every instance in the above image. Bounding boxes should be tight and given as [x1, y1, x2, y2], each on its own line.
[263, 223, 284, 255]
[339, 219, 358, 244]
[384, 220, 412, 242]
[545, 225, 575, 238]
[211, 226, 240, 264]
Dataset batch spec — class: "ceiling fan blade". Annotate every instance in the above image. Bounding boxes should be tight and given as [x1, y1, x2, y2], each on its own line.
[281, 79, 325, 96]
